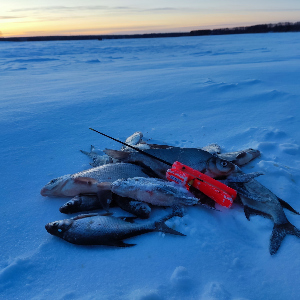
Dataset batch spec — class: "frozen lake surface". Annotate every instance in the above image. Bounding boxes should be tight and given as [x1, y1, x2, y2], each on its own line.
[1, 32, 300, 299]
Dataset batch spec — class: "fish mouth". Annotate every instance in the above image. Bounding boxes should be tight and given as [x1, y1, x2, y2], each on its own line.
[40, 187, 61, 197]
[45, 223, 52, 233]
[40, 187, 49, 196]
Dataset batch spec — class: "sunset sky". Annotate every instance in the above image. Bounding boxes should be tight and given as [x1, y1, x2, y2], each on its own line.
[1, 0, 300, 37]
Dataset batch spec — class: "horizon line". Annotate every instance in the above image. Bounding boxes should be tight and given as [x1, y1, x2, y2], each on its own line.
[1, 20, 299, 40]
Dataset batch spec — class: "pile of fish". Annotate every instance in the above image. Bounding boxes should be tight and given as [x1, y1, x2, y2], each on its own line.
[41, 131, 300, 255]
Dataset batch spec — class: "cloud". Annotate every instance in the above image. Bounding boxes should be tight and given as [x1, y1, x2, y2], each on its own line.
[0, 16, 23, 19]
[9, 5, 181, 14]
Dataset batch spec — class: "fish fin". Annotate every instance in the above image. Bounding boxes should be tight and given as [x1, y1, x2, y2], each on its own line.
[96, 191, 111, 212]
[201, 143, 222, 154]
[106, 240, 136, 247]
[155, 221, 185, 236]
[72, 213, 103, 220]
[113, 194, 151, 219]
[278, 198, 300, 215]
[243, 205, 270, 221]
[224, 172, 264, 184]
[118, 216, 138, 223]
[189, 187, 216, 209]
[104, 149, 130, 160]
[244, 205, 251, 220]
[80, 149, 90, 156]
[73, 177, 99, 185]
[236, 152, 247, 159]
[96, 182, 112, 212]
[198, 195, 216, 209]
[171, 205, 185, 218]
[270, 222, 300, 255]
[148, 144, 173, 149]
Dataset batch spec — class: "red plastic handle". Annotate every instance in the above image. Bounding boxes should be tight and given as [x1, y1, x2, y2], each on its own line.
[166, 161, 237, 208]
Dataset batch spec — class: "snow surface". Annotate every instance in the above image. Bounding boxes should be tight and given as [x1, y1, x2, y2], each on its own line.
[1, 32, 300, 299]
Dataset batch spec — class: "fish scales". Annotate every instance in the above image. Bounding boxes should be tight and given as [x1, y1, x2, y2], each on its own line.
[71, 163, 149, 182]
[66, 216, 154, 243]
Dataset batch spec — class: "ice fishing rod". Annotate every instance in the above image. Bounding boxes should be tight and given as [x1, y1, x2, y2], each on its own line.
[89, 128, 237, 207]
[89, 128, 173, 166]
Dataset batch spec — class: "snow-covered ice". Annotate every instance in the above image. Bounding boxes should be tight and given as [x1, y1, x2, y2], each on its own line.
[1, 32, 300, 299]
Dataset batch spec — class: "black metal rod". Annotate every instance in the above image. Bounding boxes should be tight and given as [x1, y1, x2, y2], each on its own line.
[89, 128, 172, 166]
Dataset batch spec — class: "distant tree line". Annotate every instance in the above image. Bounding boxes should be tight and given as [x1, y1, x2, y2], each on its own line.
[1, 21, 300, 42]
[190, 22, 300, 36]
[0, 35, 104, 42]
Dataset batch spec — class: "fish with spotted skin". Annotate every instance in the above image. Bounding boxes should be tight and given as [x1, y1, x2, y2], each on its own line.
[45, 212, 184, 247]
[225, 170, 300, 255]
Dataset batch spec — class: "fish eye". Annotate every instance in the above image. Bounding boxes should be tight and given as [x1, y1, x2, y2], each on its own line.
[52, 222, 59, 227]
[50, 178, 58, 184]
[67, 202, 72, 206]
[221, 161, 228, 167]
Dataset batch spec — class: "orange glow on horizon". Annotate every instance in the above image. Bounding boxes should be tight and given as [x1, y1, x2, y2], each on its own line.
[1, 9, 300, 38]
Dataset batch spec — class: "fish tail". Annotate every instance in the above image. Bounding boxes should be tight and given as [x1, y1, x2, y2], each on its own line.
[154, 211, 185, 236]
[270, 222, 300, 255]
[154, 221, 185, 236]
[80, 149, 90, 156]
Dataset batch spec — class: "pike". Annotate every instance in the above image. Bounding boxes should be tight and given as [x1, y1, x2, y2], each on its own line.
[89, 128, 237, 208]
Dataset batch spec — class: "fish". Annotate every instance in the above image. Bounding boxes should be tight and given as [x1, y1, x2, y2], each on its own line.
[112, 194, 151, 219]
[80, 145, 113, 167]
[59, 194, 102, 214]
[59, 193, 152, 219]
[218, 148, 260, 167]
[45, 212, 185, 247]
[104, 147, 237, 178]
[201, 143, 222, 155]
[121, 131, 144, 151]
[81, 132, 145, 167]
[225, 170, 300, 255]
[111, 177, 199, 207]
[40, 163, 151, 198]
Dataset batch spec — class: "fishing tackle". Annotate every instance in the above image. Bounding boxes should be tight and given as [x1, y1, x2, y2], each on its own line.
[89, 128, 237, 207]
